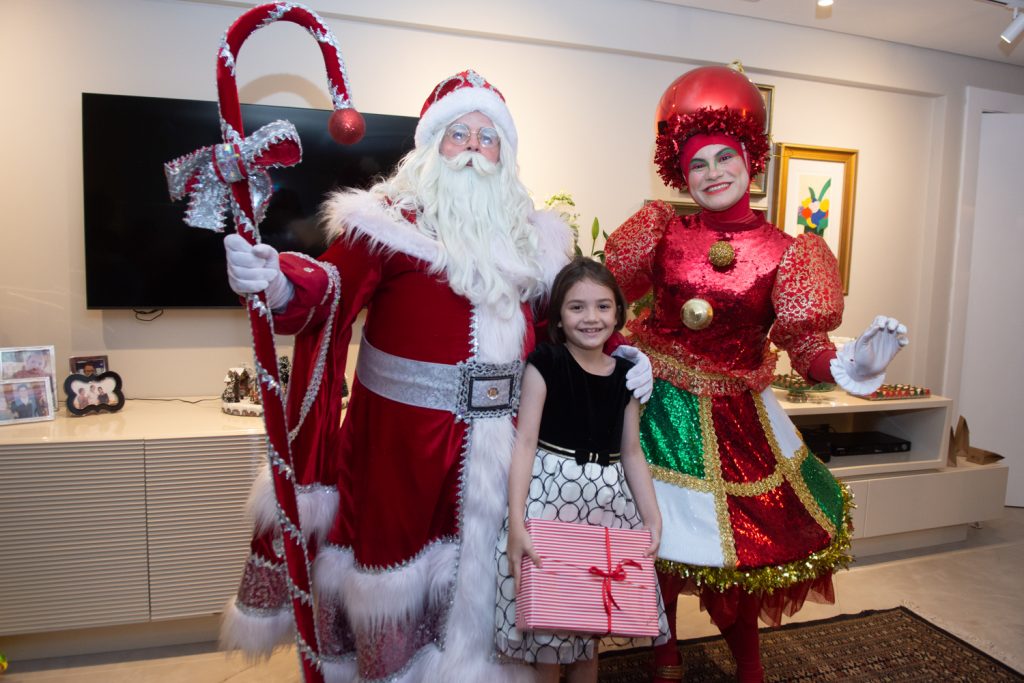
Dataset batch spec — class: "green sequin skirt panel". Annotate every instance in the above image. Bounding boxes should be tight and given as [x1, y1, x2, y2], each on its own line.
[640, 379, 854, 592]
[639, 380, 705, 478]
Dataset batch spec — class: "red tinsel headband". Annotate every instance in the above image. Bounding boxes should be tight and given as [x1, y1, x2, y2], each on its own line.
[655, 106, 769, 191]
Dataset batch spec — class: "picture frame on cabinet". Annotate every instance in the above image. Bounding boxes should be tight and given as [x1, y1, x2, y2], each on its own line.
[0, 345, 58, 409]
[0, 377, 56, 425]
[64, 371, 125, 416]
[69, 354, 109, 378]
[771, 143, 858, 294]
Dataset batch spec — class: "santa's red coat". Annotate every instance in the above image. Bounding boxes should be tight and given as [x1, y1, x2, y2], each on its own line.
[222, 189, 571, 683]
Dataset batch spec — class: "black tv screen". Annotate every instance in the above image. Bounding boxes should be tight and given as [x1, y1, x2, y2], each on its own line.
[82, 93, 416, 309]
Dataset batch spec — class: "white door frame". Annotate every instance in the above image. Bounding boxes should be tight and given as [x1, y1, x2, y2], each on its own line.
[943, 87, 1024, 414]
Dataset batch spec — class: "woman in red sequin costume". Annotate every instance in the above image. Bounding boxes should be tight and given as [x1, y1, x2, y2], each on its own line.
[604, 64, 908, 683]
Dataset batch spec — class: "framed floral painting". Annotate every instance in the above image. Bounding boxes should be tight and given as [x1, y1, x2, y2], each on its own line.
[770, 143, 858, 294]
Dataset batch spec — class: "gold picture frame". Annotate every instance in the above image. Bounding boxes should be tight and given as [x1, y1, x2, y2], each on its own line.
[645, 199, 700, 216]
[771, 143, 858, 294]
[749, 83, 775, 198]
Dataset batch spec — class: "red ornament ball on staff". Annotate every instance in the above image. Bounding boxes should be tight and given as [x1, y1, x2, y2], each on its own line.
[329, 107, 366, 145]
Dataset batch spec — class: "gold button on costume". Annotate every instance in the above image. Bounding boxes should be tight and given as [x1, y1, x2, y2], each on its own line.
[708, 240, 735, 268]
[681, 297, 714, 330]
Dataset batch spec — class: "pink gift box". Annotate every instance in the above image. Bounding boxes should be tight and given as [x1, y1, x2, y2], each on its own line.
[515, 518, 660, 637]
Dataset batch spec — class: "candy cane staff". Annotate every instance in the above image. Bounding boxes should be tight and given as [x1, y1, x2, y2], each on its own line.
[164, 4, 366, 682]
[605, 63, 908, 683]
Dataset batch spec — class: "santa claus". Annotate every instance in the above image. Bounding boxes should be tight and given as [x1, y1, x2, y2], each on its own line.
[220, 69, 651, 682]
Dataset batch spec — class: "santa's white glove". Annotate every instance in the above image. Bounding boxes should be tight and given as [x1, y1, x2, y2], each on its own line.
[612, 345, 654, 404]
[830, 315, 909, 396]
[224, 233, 295, 312]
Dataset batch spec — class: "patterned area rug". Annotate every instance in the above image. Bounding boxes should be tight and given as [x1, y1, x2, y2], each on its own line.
[598, 607, 1023, 682]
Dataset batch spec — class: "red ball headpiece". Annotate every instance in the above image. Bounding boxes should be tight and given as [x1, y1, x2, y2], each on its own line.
[654, 64, 769, 191]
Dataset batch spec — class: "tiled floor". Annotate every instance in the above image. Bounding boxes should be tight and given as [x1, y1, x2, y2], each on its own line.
[5, 507, 1024, 682]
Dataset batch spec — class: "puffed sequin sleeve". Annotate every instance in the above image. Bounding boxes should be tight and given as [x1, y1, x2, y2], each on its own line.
[769, 233, 844, 379]
[605, 200, 675, 301]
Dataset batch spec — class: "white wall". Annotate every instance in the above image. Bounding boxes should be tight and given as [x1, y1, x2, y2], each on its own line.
[2, 0, 1023, 398]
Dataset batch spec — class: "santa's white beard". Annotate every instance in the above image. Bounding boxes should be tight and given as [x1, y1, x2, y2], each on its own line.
[417, 151, 542, 317]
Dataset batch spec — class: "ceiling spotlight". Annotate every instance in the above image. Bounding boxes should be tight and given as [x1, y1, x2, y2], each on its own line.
[1002, 8, 1024, 44]
[817, 0, 834, 6]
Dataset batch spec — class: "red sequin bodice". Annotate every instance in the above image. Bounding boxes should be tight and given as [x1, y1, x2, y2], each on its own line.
[648, 214, 792, 373]
[607, 201, 843, 396]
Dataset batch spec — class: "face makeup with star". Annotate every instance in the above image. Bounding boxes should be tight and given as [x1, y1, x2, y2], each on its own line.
[685, 143, 750, 212]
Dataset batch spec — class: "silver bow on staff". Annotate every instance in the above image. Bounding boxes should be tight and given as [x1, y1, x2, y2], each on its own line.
[164, 119, 303, 233]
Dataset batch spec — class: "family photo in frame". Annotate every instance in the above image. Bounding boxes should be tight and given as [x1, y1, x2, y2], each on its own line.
[0, 345, 59, 416]
[69, 354, 108, 377]
[63, 371, 124, 416]
[0, 377, 56, 425]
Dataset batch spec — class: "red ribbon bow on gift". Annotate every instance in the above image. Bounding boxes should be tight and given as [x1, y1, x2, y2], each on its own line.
[588, 527, 642, 634]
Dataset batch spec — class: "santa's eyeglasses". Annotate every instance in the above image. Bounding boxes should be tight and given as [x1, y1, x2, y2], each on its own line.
[444, 123, 500, 149]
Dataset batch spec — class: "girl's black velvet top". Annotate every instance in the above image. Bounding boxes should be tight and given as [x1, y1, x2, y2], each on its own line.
[527, 342, 634, 455]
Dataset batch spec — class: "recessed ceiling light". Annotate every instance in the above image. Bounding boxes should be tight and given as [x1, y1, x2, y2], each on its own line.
[817, 0, 834, 7]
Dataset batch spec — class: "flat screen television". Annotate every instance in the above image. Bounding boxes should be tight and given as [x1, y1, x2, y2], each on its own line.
[82, 93, 417, 309]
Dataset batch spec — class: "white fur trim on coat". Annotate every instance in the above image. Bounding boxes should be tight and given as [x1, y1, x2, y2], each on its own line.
[247, 465, 338, 543]
[322, 657, 359, 683]
[528, 208, 574, 296]
[320, 192, 573, 296]
[219, 596, 293, 657]
[314, 542, 459, 631]
[320, 189, 440, 261]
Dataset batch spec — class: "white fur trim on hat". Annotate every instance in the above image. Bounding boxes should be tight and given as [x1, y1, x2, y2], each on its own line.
[415, 71, 517, 153]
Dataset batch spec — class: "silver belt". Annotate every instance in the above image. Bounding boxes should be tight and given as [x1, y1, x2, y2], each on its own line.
[355, 334, 522, 422]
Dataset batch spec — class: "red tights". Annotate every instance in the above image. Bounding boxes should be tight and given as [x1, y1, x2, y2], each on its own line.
[652, 573, 684, 682]
[719, 591, 764, 683]
[653, 572, 764, 683]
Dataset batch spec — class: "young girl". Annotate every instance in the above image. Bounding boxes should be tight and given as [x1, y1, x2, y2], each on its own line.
[495, 258, 669, 682]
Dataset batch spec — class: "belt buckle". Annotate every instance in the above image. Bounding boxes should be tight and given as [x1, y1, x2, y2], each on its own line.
[456, 360, 522, 421]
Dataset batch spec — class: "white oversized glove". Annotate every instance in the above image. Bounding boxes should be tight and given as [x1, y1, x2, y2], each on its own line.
[830, 315, 909, 396]
[612, 345, 654, 404]
[224, 233, 295, 312]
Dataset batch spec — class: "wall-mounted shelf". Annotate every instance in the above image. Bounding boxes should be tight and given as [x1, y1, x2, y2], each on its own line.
[778, 390, 952, 477]
[776, 389, 1007, 553]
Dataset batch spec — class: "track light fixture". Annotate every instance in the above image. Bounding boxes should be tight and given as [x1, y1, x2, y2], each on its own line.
[1002, 7, 1024, 44]
[993, 0, 1024, 45]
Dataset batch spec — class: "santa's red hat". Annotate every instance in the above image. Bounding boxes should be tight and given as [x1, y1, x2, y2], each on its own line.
[415, 69, 517, 153]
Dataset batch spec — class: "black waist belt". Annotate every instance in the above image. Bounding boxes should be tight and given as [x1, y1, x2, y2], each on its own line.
[538, 439, 621, 467]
